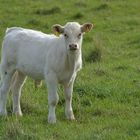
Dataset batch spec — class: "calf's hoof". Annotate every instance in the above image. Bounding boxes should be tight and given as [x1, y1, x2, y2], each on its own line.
[67, 115, 75, 121]
[66, 111, 75, 121]
[48, 116, 56, 124]
[13, 111, 23, 117]
[0, 110, 7, 116]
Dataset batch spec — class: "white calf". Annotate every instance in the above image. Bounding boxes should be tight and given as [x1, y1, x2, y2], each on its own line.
[0, 22, 93, 123]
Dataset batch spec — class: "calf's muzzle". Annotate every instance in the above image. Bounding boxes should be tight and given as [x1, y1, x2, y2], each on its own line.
[69, 44, 78, 51]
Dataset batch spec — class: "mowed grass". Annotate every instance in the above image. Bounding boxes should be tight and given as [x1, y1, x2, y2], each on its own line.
[0, 0, 140, 139]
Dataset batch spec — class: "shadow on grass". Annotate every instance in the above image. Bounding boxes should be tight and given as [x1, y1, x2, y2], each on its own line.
[27, 19, 41, 26]
[94, 3, 111, 11]
[113, 65, 128, 71]
[127, 38, 140, 48]
[92, 108, 104, 117]
[71, 12, 84, 19]
[74, 2, 87, 7]
[35, 7, 61, 15]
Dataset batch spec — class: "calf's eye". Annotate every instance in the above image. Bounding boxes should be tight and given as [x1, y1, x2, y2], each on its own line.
[64, 34, 68, 38]
[78, 33, 82, 38]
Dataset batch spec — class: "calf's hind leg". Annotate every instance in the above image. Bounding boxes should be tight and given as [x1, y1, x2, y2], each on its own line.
[0, 68, 15, 115]
[10, 71, 26, 116]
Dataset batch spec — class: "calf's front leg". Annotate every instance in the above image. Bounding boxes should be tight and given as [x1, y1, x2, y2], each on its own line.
[45, 73, 59, 123]
[64, 78, 76, 120]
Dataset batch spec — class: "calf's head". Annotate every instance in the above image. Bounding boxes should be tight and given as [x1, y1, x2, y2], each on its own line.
[52, 22, 93, 52]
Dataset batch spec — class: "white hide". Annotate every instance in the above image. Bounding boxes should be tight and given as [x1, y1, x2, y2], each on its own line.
[0, 22, 93, 123]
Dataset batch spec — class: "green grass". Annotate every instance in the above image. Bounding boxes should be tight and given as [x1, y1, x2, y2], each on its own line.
[0, 0, 140, 139]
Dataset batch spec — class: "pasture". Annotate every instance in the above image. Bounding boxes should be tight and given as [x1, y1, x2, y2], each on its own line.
[0, 0, 140, 139]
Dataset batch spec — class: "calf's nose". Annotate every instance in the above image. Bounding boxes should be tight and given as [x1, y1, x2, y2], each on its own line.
[69, 44, 78, 50]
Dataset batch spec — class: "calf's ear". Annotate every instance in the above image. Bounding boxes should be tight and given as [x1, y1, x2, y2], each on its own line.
[52, 24, 64, 36]
[81, 23, 93, 33]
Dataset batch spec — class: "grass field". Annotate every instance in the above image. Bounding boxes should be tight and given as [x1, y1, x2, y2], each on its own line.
[0, 0, 140, 139]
